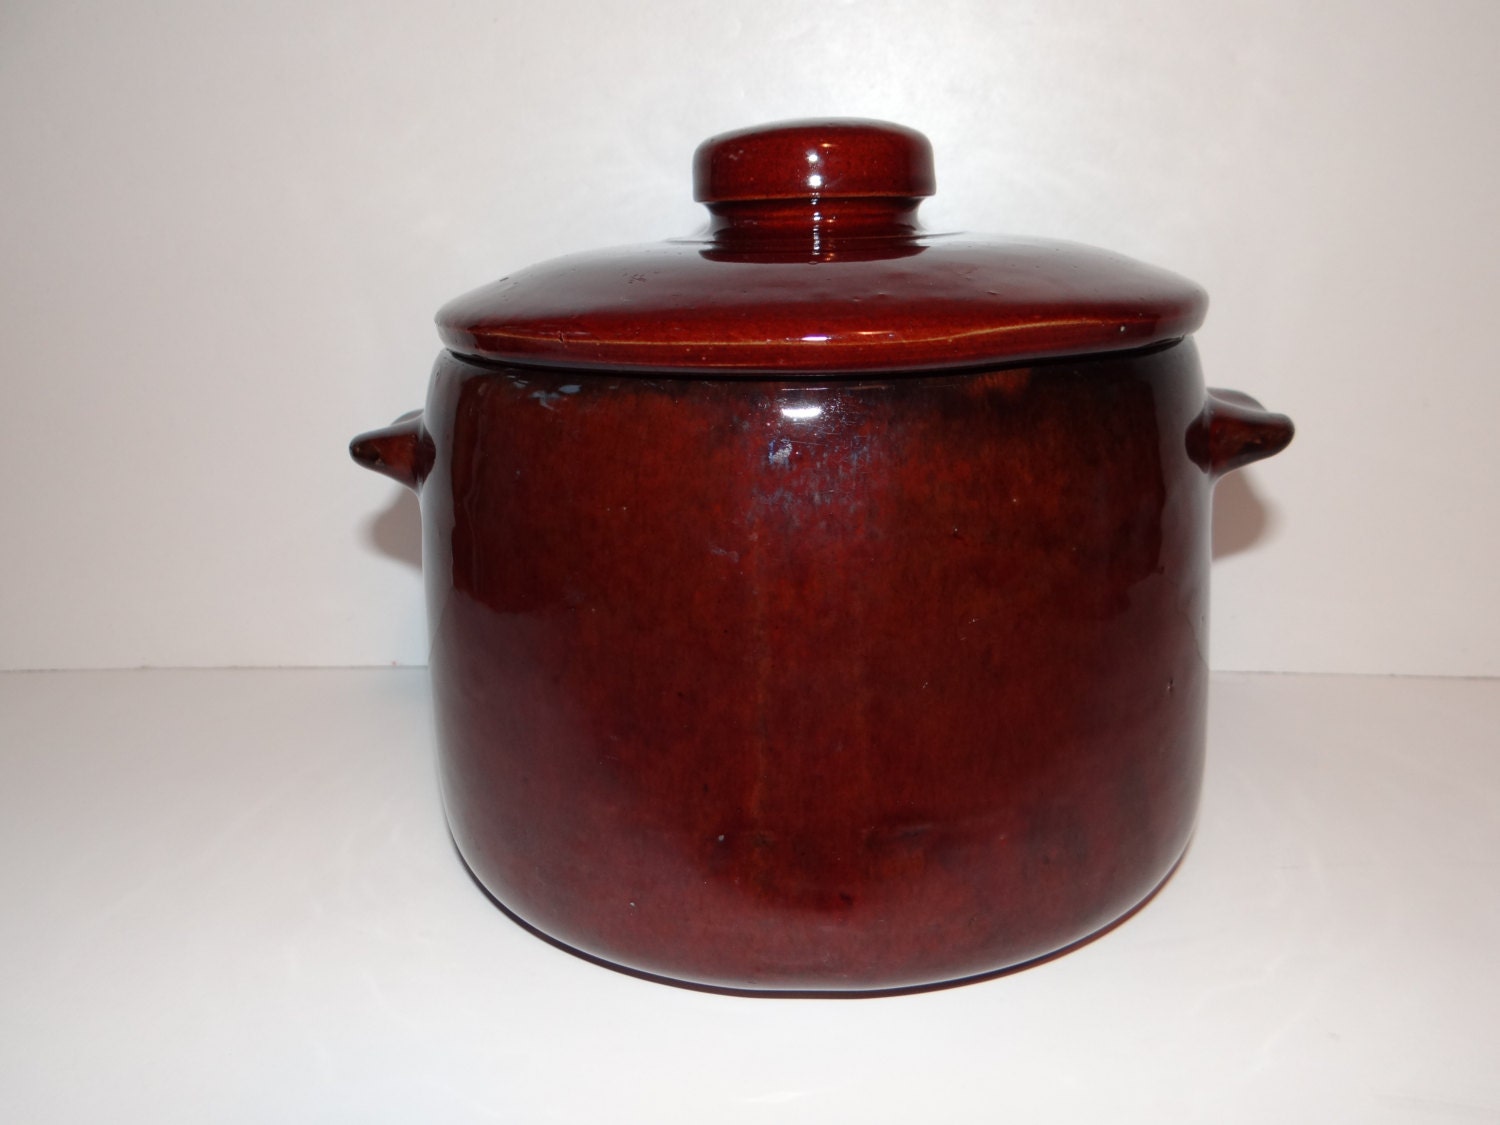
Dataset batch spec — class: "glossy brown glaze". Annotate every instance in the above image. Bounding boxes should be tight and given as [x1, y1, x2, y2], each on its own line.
[436, 120, 1207, 374]
[1190, 388, 1296, 477]
[352, 342, 1290, 991]
[351, 119, 1294, 991]
[349, 409, 431, 491]
[693, 119, 937, 204]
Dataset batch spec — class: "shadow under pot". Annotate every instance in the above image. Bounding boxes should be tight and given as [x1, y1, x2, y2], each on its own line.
[351, 118, 1293, 993]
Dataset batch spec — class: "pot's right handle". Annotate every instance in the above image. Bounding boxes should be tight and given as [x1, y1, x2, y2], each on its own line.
[350, 409, 433, 492]
[1188, 388, 1295, 478]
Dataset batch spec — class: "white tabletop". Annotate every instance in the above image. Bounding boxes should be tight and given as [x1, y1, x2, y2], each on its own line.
[2, 669, 1496, 1123]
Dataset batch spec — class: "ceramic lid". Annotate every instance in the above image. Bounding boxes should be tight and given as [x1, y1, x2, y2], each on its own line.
[436, 119, 1207, 375]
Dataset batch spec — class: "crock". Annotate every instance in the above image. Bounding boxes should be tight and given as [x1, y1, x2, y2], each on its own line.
[351, 119, 1293, 992]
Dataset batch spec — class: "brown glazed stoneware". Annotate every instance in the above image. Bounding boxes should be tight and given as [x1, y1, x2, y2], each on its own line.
[351, 120, 1293, 992]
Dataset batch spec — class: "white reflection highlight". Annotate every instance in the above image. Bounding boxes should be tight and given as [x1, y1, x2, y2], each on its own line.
[780, 404, 822, 421]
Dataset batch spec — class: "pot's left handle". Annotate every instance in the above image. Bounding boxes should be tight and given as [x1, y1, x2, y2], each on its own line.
[350, 409, 433, 492]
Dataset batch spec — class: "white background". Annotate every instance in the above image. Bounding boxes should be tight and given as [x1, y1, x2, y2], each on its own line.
[1, 0, 1496, 675]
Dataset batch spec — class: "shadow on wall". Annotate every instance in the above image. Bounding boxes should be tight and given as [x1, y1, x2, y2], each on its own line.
[1211, 470, 1277, 561]
[364, 488, 422, 570]
[360, 471, 1279, 570]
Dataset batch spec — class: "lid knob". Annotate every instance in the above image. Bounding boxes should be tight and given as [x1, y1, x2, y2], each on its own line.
[693, 119, 936, 204]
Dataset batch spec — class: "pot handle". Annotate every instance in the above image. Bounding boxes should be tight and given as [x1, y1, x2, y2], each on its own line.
[1188, 389, 1295, 477]
[350, 409, 433, 492]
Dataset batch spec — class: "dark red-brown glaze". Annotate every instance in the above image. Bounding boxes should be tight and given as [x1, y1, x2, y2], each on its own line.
[413, 342, 1216, 991]
[694, 118, 936, 204]
[349, 409, 433, 491]
[435, 120, 1207, 375]
[1186, 388, 1296, 477]
[436, 236, 1206, 376]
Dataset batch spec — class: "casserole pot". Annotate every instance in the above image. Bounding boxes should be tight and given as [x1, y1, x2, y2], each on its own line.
[351, 119, 1293, 992]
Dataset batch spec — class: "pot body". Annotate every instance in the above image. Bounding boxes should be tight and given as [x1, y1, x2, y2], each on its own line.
[415, 340, 1215, 991]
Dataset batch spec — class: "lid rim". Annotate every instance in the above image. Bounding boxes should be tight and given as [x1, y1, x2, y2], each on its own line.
[439, 336, 1196, 380]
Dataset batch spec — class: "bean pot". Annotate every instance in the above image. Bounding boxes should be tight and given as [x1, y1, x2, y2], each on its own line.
[351, 119, 1293, 992]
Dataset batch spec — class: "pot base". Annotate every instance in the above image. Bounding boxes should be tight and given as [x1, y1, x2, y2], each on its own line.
[450, 827, 1193, 994]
